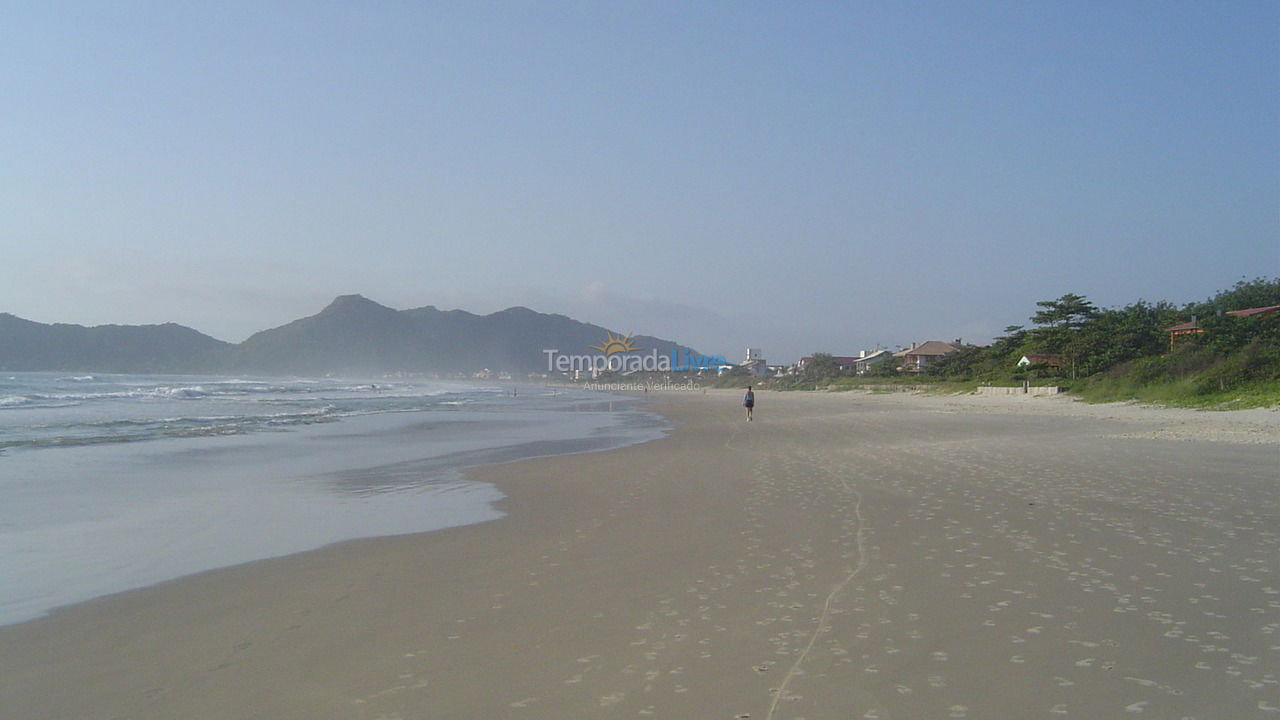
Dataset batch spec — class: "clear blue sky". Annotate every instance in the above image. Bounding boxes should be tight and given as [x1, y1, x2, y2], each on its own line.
[3, 1, 1277, 361]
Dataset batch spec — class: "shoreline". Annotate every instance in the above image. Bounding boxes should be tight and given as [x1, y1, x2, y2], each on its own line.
[0, 383, 666, 627]
[2, 390, 1276, 718]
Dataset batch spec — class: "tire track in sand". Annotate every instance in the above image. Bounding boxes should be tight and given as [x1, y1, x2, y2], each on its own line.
[765, 462, 869, 720]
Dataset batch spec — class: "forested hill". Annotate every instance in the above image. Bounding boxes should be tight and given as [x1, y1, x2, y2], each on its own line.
[0, 295, 700, 375]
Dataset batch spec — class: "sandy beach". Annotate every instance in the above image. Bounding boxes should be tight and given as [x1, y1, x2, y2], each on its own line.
[2, 389, 1277, 719]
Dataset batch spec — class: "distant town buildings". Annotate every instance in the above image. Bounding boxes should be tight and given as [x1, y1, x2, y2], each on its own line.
[794, 343, 964, 376]
[710, 348, 789, 377]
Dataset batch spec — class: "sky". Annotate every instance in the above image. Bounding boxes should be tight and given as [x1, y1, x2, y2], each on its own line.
[3, 1, 1277, 362]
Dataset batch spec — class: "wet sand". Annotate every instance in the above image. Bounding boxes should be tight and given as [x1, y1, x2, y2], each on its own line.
[2, 390, 1277, 719]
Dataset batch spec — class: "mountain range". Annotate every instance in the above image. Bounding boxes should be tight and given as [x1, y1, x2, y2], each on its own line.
[0, 295, 702, 375]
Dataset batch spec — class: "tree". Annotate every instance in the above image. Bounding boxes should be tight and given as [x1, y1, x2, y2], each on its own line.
[1198, 311, 1280, 355]
[1029, 293, 1099, 373]
[926, 344, 981, 378]
[1080, 301, 1177, 374]
[803, 352, 840, 379]
[1173, 277, 1278, 356]
[1031, 293, 1098, 330]
[1191, 277, 1280, 316]
[998, 325, 1027, 344]
[865, 355, 899, 377]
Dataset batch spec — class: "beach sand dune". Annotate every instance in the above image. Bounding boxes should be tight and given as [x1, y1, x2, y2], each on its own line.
[2, 391, 1277, 718]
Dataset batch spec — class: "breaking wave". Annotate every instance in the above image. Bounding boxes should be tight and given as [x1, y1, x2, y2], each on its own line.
[0, 374, 503, 453]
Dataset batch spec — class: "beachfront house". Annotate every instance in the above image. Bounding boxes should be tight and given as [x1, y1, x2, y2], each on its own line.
[1166, 316, 1203, 347]
[850, 349, 892, 374]
[893, 341, 961, 373]
[1017, 353, 1062, 368]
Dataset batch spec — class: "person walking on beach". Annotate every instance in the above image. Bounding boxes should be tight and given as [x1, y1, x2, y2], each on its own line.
[744, 386, 755, 421]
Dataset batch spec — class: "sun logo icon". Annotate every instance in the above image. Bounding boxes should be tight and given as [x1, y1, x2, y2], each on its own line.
[591, 331, 638, 356]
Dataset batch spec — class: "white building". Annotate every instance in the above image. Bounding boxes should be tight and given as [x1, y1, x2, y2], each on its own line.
[741, 348, 770, 377]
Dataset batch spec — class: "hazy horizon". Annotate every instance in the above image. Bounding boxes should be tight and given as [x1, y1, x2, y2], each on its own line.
[4, 3, 1277, 363]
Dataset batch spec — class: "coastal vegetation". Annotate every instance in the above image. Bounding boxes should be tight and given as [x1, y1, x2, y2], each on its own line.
[787, 278, 1280, 409]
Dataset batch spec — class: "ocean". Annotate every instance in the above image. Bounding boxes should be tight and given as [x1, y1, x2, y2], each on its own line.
[0, 373, 664, 625]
